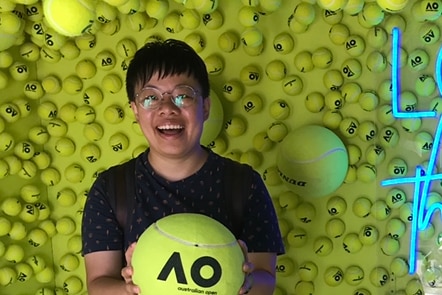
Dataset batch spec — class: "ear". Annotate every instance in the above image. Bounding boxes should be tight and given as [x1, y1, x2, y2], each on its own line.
[130, 101, 139, 121]
[203, 97, 211, 121]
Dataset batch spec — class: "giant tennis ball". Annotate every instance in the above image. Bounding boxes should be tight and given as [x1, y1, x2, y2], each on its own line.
[43, 0, 96, 37]
[277, 125, 348, 198]
[132, 213, 245, 295]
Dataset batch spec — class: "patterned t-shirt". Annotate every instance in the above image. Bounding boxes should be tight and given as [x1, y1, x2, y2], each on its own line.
[82, 149, 285, 255]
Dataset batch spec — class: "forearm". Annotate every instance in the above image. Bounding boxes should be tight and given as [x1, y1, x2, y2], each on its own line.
[87, 276, 130, 295]
[248, 270, 276, 295]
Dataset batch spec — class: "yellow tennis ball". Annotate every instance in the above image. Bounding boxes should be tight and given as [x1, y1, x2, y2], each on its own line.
[0, 50, 13, 68]
[217, 30, 239, 53]
[100, 18, 121, 35]
[341, 58, 362, 80]
[67, 235, 83, 254]
[145, 0, 169, 19]
[241, 27, 263, 49]
[345, 265, 364, 286]
[103, 104, 124, 124]
[35, 266, 54, 283]
[201, 10, 223, 29]
[358, 120, 377, 142]
[59, 253, 80, 272]
[419, 21, 441, 45]
[83, 122, 104, 141]
[57, 103, 76, 123]
[95, 50, 116, 71]
[56, 216, 76, 235]
[322, 109, 342, 129]
[282, 75, 303, 95]
[75, 34, 96, 50]
[276, 256, 296, 276]
[370, 267, 390, 287]
[342, 232, 363, 253]
[292, 2, 316, 26]
[277, 125, 348, 198]
[35, 202, 50, 221]
[408, 48, 429, 71]
[56, 188, 77, 207]
[0, 102, 20, 123]
[23, 80, 45, 100]
[32, 151, 51, 170]
[179, 8, 200, 29]
[183, 32, 205, 53]
[241, 93, 263, 114]
[0, 70, 7, 89]
[305, 92, 325, 113]
[115, 37, 137, 58]
[324, 91, 344, 110]
[19, 42, 40, 62]
[273, 32, 294, 54]
[237, 5, 259, 26]
[75, 58, 96, 80]
[4, 244, 25, 263]
[265, 59, 286, 81]
[54, 137, 76, 156]
[0, 11, 23, 35]
[62, 75, 83, 95]
[18, 160, 38, 179]
[267, 121, 288, 142]
[1, 197, 22, 216]
[328, 23, 349, 45]
[132, 213, 244, 294]
[28, 126, 48, 145]
[386, 218, 406, 240]
[39, 219, 57, 237]
[75, 105, 96, 124]
[59, 40, 80, 60]
[3, 155, 21, 174]
[26, 254, 47, 274]
[63, 276, 83, 294]
[109, 132, 130, 152]
[0, 266, 16, 286]
[64, 163, 85, 183]
[341, 82, 362, 103]
[46, 118, 68, 137]
[327, 195, 347, 217]
[312, 47, 333, 69]
[15, 262, 34, 282]
[163, 11, 183, 33]
[415, 74, 436, 97]
[294, 281, 315, 295]
[387, 157, 408, 177]
[240, 64, 262, 86]
[352, 196, 372, 218]
[286, 226, 307, 247]
[40, 45, 62, 63]
[101, 73, 123, 94]
[376, 0, 409, 12]
[269, 99, 290, 120]
[224, 115, 247, 137]
[95, 1, 118, 23]
[80, 143, 101, 163]
[414, 131, 433, 155]
[204, 54, 224, 75]
[41, 75, 61, 94]
[14, 140, 34, 160]
[27, 227, 48, 248]
[366, 26, 388, 49]
[365, 144, 385, 166]
[323, 69, 344, 91]
[294, 50, 314, 73]
[358, 224, 379, 245]
[325, 218, 345, 238]
[356, 163, 376, 183]
[20, 184, 40, 204]
[43, 0, 95, 36]
[401, 117, 422, 133]
[324, 266, 344, 286]
[366, 51, 387, 73]
[222, 79, 244, 102]
[40, 167, 61, 186]
[345, 34, 366, 57]
[298, 261, 318, 281]
[339, 116, 359, 137]
[252, 131, 273, 153]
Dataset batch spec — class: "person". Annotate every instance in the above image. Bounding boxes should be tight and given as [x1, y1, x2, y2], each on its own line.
[81, 38, 285, 295]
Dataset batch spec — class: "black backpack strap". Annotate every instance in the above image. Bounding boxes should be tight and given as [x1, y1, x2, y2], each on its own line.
[224, 159, 254, 239]
[106, 158, 136, 251]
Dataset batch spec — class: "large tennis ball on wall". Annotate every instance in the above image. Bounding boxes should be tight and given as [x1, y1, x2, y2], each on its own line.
[201, 89, 224, 145]
[277, 125, 348, 198]
[43, 0, 96, 37]
[132, 213, 244, 295]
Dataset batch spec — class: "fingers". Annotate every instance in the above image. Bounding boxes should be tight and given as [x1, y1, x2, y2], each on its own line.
[239, 273, 254, 294]
[123, 243, 140, 294]
[125, 242, 137, 267]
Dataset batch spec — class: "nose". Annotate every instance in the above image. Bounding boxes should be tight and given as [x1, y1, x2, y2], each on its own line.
[158, 93, 179, 113]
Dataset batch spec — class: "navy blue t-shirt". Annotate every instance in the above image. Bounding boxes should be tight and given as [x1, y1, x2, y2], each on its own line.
[82, 149, 285, 255]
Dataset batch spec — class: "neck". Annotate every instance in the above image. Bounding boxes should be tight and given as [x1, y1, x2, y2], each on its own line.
[147, 147, 209, 182]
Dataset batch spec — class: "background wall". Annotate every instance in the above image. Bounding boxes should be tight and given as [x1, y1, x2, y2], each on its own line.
[0, 0, 441, 294]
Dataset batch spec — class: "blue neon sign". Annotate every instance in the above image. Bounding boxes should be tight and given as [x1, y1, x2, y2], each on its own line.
[381, 27, 442, 274]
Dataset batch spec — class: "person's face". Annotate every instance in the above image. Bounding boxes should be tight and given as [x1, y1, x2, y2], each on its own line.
[131, 73, 211, 158]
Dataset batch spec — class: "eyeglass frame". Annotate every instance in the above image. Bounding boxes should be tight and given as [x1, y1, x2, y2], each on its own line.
[134, 84, 202, 110]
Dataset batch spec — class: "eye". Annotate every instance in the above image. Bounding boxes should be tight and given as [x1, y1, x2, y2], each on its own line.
[141, 94, 158, 108]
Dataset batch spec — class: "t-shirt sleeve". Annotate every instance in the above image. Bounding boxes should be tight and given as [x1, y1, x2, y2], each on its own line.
[81, 171, 124, 255]
[242, 170, 286, 255]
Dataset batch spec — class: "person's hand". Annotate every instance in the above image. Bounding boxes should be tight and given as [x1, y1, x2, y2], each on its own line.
[121, 242, 141, 294]
[238, 240, 255, 294]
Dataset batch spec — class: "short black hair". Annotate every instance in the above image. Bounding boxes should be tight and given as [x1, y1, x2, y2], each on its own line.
[125, 39, 210, 102]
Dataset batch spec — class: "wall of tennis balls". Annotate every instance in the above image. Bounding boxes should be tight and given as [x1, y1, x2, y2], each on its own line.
[1, 0, 442, 294]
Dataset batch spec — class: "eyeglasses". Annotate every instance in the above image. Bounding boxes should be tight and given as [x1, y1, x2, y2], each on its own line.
[135, 85, 199, 110]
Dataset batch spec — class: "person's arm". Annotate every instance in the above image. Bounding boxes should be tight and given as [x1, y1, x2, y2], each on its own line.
[85, 249, 140, 295]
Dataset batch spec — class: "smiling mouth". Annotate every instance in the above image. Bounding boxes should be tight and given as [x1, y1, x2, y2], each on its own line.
[157, 124, 184, 135]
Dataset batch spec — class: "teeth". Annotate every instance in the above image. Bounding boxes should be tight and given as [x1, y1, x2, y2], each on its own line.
[158, 124, 184, 130]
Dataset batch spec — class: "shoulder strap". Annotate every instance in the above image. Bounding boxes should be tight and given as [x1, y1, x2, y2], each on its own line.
[107, 159, 136, 233]
[224, 159, 254, 239]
